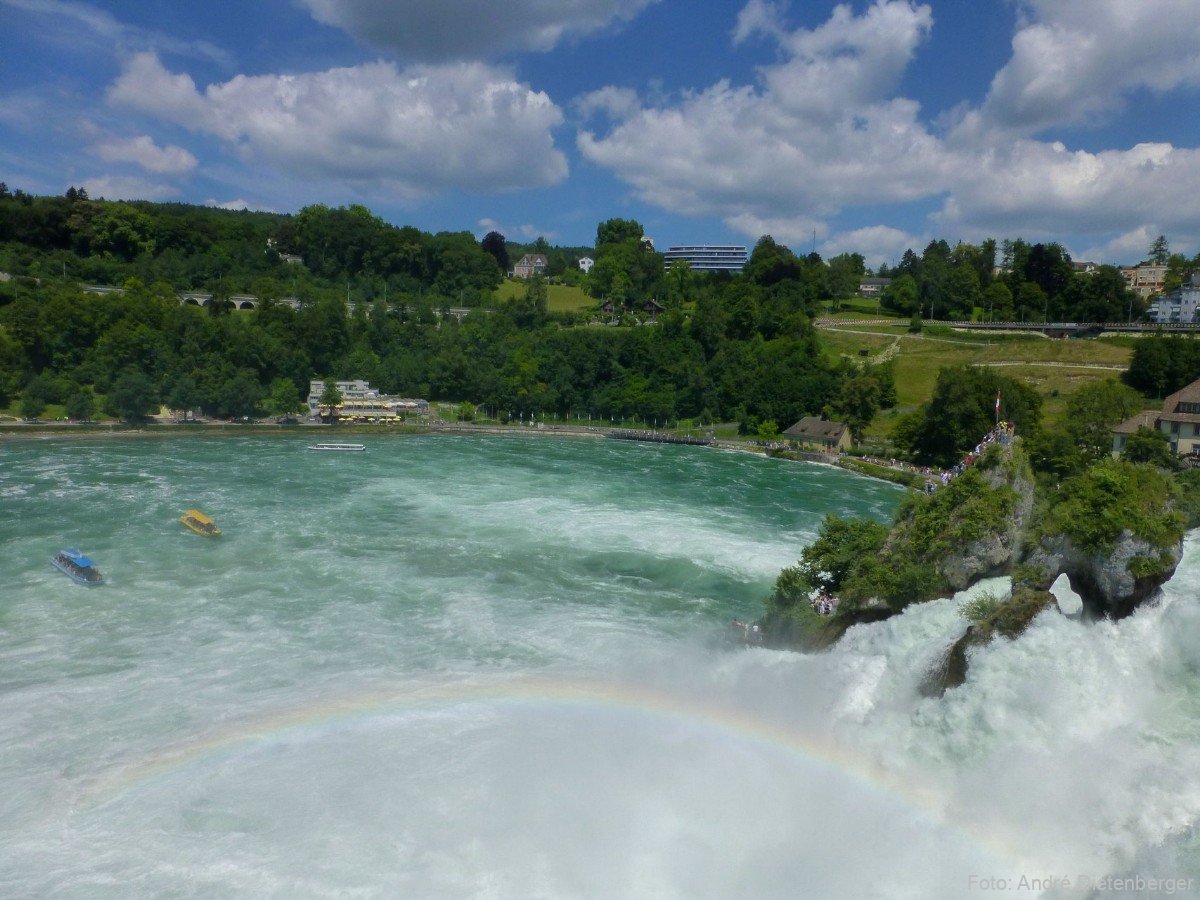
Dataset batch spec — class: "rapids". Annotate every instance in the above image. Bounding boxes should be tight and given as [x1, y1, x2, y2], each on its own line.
[1, 434, 1198, 898]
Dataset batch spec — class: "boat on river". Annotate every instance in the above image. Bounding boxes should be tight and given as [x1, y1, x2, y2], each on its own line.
[307, 443, 366, 451]
[51, 548, 104, 585]
[180, 508, 222, 536]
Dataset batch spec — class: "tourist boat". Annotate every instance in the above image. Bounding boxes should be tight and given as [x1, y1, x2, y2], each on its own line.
[306, 443, 366, 451]
[180, 508, 222, 537]
[51, 548, 104, 585]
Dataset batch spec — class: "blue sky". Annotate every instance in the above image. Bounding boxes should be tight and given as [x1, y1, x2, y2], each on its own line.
[4, 1, 1200, 266]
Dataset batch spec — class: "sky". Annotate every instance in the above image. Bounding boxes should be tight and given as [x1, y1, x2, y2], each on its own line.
[4, 0, 1200, 267]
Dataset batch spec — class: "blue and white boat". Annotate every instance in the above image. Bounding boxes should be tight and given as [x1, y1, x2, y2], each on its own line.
[51, 548, 104, 585]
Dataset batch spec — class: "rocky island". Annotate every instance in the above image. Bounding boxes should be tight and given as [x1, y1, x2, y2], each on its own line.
[761, 433, 1198, 695]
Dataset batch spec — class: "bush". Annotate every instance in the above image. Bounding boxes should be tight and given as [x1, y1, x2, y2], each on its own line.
[960, 590, 1003, 624]
[969, 588, 1055, 642]
[1042, 458, 1185, 554]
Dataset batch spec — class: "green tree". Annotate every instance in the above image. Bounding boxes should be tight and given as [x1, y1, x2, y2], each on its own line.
[882, 274, 919, 315]
[829, 374, 881, 442]
[480, 231, 509, 274]
[1123, 426, 1179, 469]
[165, 373, 204, 420]
[944, 263, 981, 318]
[596, 218, 643, 247]
[745, 235, 803, 286]
[266, 376, 304, 421]
[826, 253, 864, 310]
[1064, 380, 1146, 461]
[1150, 234, 1170, 266]
[106, 369, 159, 422]
[903, 366, 1041, 467]
[65, 387, 96, 422]
[215, 371, 264, 420]
[756, 419, 780, 441]
[318, 381, 343, 423]
[19, 380, 47, 420]
[1017, 281, 1048, 321]
[982, 282, 1013, 320]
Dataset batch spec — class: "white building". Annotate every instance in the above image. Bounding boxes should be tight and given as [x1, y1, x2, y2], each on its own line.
[307, 380, 429, 418]
[1148, 275, 1200, 323]
[578, 256, 594, 274]
[662, 245, 748, 273]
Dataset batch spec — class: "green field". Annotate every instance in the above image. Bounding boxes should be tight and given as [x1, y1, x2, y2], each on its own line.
[817, 322, 1141, 437]
[494, 279, 595, 312]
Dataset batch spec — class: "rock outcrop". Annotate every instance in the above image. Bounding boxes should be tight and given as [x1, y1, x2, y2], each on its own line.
[1024, 531, 1182, 620]
[938, 460, 1036, 590]
[763, 440, 1188, 695]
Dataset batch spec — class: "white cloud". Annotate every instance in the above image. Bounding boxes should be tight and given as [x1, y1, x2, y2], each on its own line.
[477, 219, 548, 241]
[1079, 227, 1163, 267]
[723, 213, 828, 253]
[975, 0, 1200, 135]
[822, 225, 924, 268]
[578, 2, 941, 232]
[2, 0, 231, 66]
[90, 134, 197, 174]
[107, 53, 568, 199]
[298, 0, 659, 62]
[936, 141, 1200, 239]
[573, 86, 642, 121]
[732, 0, 787, 45]
[78, 174, 178, 200]
[207, 198, 252, 211]
[578, 0, 1200, 263]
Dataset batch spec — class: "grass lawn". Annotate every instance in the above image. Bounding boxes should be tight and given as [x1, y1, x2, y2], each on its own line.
[494, 279, 594, 312]
[818, 325, 1140, 439]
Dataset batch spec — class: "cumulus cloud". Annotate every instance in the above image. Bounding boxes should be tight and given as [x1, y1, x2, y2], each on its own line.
[477, 218, 548, 241]
[578, 2, 941, 233]
[1079, 226, 1164, 267]
[90, 134, 197, 174]
[579, 0, 1200, 262]
[207, 198, 253, 211]
[975, 0, 1200, 136]
[822, 225, 924, 267]
[936, 141, 1200, 238]
[78, 174, 178, 201]
[107, 53, 568, 199]
[298, 0, 658, 62]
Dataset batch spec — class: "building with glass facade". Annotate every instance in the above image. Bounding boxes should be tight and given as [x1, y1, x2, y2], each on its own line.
[662, 245, 748, 273]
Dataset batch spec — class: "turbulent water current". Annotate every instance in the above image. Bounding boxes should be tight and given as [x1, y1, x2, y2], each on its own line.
[2, 433, 1200, 898]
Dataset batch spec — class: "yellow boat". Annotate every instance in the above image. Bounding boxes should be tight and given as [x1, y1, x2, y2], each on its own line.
[180, 509, 222, 537]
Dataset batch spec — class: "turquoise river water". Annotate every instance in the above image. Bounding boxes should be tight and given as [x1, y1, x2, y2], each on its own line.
[2, 433, 1200, 898]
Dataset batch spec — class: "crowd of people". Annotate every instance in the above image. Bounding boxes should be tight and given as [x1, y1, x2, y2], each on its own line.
[922, 421, 1015, 493]
[810, 593, 839, 616]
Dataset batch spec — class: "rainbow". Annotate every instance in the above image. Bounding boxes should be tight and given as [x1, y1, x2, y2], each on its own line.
[74, 675, 1025, 867]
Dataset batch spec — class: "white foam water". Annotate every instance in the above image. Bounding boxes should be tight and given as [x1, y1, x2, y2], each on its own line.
[1, 435, 1197, 898]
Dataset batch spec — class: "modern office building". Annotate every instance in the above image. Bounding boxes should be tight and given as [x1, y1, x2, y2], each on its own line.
[662, 245, 748, 273]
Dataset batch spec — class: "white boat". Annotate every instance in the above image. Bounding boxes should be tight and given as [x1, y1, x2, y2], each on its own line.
[307, 442, 366, 451]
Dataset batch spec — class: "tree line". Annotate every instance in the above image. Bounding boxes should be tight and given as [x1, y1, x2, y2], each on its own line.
[878, 238, 1142, 323]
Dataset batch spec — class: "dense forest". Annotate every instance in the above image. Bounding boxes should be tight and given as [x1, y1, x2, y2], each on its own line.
[0, 187, 891, 430]
[0, 185, 1194, 446]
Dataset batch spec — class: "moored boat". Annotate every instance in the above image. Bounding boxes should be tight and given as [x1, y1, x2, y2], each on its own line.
[180, 508, 222, 536]
[51, 548, 104, 585]
[307, 442, 366, 451]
